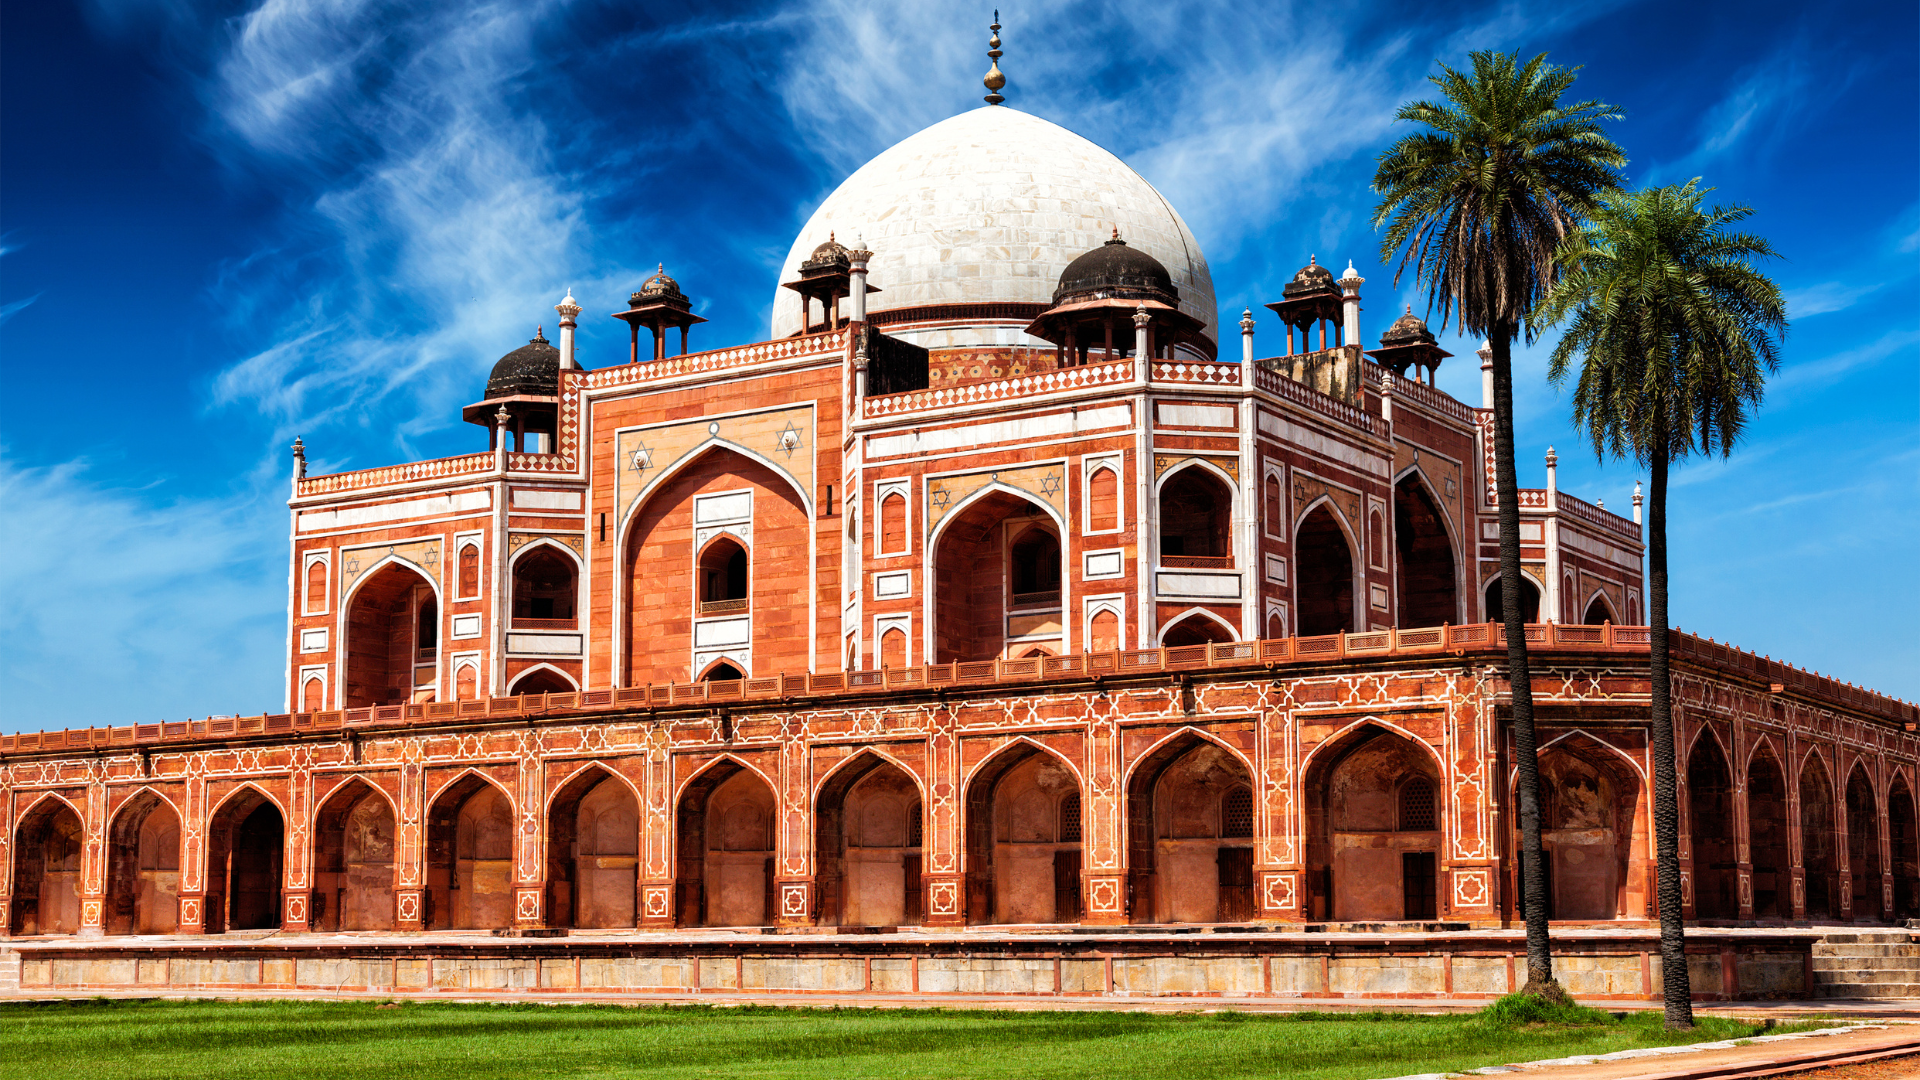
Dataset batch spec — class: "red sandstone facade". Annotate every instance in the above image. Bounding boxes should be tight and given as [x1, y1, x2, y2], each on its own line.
[3, 100, 1913, 952]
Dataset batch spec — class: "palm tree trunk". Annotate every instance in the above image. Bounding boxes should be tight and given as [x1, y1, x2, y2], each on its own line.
[1648, 449, 1694, 1027]
[1491, 329, 1552, 992]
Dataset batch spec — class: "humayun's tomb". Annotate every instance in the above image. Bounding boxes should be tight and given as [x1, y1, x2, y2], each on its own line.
[3, 40, 1915, 1004]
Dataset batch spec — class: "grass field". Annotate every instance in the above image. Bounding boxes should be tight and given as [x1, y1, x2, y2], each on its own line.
[0, 998, 1823, 1080]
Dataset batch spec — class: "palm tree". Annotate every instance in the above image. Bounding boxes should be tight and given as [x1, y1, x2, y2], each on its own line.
[1373, 50, 1624, 999]
[1535, 180, 1786, 1028]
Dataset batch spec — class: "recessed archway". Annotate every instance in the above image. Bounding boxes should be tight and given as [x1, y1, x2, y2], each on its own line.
[105, 790, 180, 935]
[1160, 610, 1236, 647]
[344, 561, 439, 707]
[1890, 775, 1918, 920]
[815, 753, 925, 927]
[1582, 592, 1618, 626]
[1846, 764, 1882, 922]
[1531, 738, 1644, 921]
[205, 788, 284, 934]
[1483, 573, 1540, 624]
[9, 796, 84, 936]
[1295, 504, 1355, 636]
[312, 779, 396, 931]
[932, 490, 1063, 663]
[425, 774, 515, 930]
[1393, 474, 1456, 628]
[698, 536, 749, 614]
[1800, 754, 1838, 919]
[509, 666, 577, 697]
[546, 768, 639, 930]
[1303, 725, 1442, 922]
[1746, 743, 1790, 919]
[964, 742, 1083, 925]
[674, 760, 777, 927]
[1127, 732, 1257, 924]
[1687, 733, 1737, 920]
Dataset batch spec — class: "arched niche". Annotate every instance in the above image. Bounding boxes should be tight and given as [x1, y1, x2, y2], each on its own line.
[509, 666, 577, 696]
[697, 535, 749, 614]
[1746, 744, 1791, 919]
[546, 768, 639, 930]
[1846, 764, 1882, 921]
[1531, 739, 1643, 921]
[1800, 754, 1838, 919]
[1890, 775, 1918, 920]
[1158, 466, 1232, 566]
[1582, 593, 1617, 626]
[1687, 734, 1737, 920]
[9, 797, 84, 936]
[313, 780, 395, 931]
[1126, 732, 1256, 924]
[815, 753, 924, 927]
[1295, 504, 1355, 636]
[206, 788, 284, 934]
[344, 561, 439, 707]
[425, 774, 515, 930]
[1303, 726, 1441, 922]
[1483, 573, 1540, 624]
[964, 743, 1082, 925]
[1393, 474, 1456, 628]
[105, 790, 180, 935]
[511, 544, 578, 628]
[674, 761, 777, 927]
[932, 491, 1063, 663]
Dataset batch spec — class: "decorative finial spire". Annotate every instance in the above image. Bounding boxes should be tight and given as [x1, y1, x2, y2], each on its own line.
[1111, 226, 1120, 241]
[983, 12, 1007, 105]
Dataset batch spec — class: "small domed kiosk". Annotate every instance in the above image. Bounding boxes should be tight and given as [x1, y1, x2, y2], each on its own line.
[463, 330, 560, 452]
[1366, 307, 1452, 385]
[1025, 231, 1208, 364]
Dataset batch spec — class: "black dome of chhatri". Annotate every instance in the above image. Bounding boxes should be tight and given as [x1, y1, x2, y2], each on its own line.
[1052, 233, 1177, 304]
[485, 329, 560, 398]
[1283, 255, 1337, 297]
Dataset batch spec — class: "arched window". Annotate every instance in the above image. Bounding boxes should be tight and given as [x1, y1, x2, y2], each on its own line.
[509, 667, 575, 697]
[1368, 510, 1384, 568]
[879, 492, 907, 554]
[702, 661, 745, 682]
[698, 537, 749, 614]
[1008, 527, 1061, 607]
[454, 663, 477, 701]
[1059, 791, 1082, 843]
[458, 544, 481, 597]
[1159, 468, 1232, 566]
[1264, 473, 1283, 535]
[1295, 505, 1355, 636]
[1087, 468, 1119, 532]
[1162, 613, 1233, 647]
[301, 677, 324, 713]
[846, 637, 858, 672]
[1398, 776, 1436, 832]
[512, 546, 577, 627]
[1266, 609, 1285, 639]
[1222, 786, 1254, 838]
[305, 560, 327, 613]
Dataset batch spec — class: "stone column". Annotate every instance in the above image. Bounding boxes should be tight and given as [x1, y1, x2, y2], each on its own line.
[921, 705, 966, 926]
[1734, 717, 1756, 918]
[513, 742, 547, 931]
[1256, 699, 1305, 921]
[78, 777, 107, 938]
[394, 755, 426, 931]
[0, 783, 11, 936]
[1083, 703, 1126, 924]
[1338, 261, 1364, 347]
[639, 727, 676, 927]
[282, 761, 313, 932]
[177, 769, 209, 934]
[775, 733, 814, 926]
[1133, 304, 1151, 363]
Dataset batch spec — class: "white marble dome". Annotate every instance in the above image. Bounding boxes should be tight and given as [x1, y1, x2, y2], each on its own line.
[771, 106, 1218, 352]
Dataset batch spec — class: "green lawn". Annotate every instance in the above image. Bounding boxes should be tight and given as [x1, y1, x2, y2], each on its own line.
[0, 998, 1822, 1080]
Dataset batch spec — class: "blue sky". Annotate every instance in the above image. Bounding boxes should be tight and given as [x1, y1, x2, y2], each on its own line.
[1, 0, 1914, 730]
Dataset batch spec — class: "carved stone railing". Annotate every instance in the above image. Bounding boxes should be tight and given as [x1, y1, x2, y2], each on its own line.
[6, 624, 1909, 755]
[1374, 363, 1477, 426]
[582, 331, 845, 393]
[295, 453, 494, 498]
[1149, 360, 1240, 387]
[1252, 364, 1383, 435]
[863, 358, 1133, 417]
[1556, 490, 1642, 542]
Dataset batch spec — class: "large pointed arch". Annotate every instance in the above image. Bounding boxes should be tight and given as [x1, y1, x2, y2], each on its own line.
[509, 663, 580, 696]
[1126, 727, 1259, 923]
[9, 792, 86, 936]
[1294, 495, 1362, 637]
[1156, 607, 1239, 647]
[1121, 725, 1256, 791]
[546, 763, 641, 930]
[1745, 738, 1791, 919]
[1301, 716, 1447, 783]
[424, 769, 518, 930]
[313, 777, 397, 931]
[813, 747, 928, 809]
[425, 767, 515, 814]
[619, 439, 813, 540]
[961, 737, 1085, 925]
[672, 754, 779, 927]
[104, 786, 182, 935]
[813, 749, 929, 927]
[204, 783, 285, 933]
[671, 753, 780, 807]
[1391, 466, 1461, 628]
[927, 484, 1069, 663]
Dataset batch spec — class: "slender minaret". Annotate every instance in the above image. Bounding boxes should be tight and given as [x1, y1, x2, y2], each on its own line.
[1133, 303, 1151, 362]
[983, 12, 1007, 105]
[555, 289, 581, 370]
[1239, 309, 1255, 387]
[847, 238, 873, 322]
[1338, 261, 1364, 347]
[1478, 340, 1494, 407]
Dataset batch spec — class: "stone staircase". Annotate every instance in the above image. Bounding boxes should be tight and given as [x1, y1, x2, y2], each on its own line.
[1812, 931, 1920, 998]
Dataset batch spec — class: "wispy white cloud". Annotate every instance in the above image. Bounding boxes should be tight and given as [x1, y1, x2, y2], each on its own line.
[0, 294, 39, 326]
[0, 453, 286, 729]
[1769, 327, 1919, 397]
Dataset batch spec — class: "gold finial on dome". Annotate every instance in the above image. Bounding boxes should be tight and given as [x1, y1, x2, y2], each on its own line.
[983, 11, 1007, 105]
